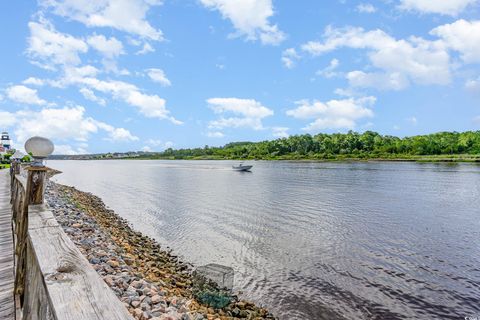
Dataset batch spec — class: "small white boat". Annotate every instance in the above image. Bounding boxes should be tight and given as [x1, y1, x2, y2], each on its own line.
[232, 163, 253, 171]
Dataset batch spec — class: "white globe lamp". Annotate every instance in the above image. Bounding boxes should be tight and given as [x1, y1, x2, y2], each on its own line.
[11, 150, 24, 160]
[24, 136, 54, 167]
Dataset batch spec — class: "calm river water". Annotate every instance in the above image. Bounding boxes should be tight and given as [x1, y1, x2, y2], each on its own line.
[49, 160, 480, 320]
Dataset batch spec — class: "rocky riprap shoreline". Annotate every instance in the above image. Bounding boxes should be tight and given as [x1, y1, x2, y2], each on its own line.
[45, 182, 275, 320]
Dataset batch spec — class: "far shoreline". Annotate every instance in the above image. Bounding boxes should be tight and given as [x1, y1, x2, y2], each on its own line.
[50, 155, 480, 163]
[46, 131, 480, 164]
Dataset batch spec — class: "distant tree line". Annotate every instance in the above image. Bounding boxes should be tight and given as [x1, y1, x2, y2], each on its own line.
[141, 131, 480, 160]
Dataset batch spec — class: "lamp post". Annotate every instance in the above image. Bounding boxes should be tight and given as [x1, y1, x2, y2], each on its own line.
[24, 136, 54, 167]
[24, 136, 54, 204]
[11, 150, 24, 175]
[11, 150, 24, 160]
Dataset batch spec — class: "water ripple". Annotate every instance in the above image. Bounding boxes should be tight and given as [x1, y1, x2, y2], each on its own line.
[50, 160, 480, 320]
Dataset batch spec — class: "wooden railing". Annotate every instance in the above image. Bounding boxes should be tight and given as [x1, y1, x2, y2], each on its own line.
[9, 162, 134, 320]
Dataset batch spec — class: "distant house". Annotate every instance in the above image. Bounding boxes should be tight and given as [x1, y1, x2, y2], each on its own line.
[0, 132, 11, 156]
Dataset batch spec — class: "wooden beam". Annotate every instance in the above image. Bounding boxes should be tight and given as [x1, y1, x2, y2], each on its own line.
[23, 207, 134, 320]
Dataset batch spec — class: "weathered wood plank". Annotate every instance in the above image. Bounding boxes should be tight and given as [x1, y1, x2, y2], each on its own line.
[0, 170, 15, 320]
[28, 205, 59, 229]
[15, 175, 28, 191]
[23, 239, 55, 320]
[26, 168, 47, 205]
[25, 207, 134, 320]
[7, 165, 133, 320]
[14, 171, 29, 299]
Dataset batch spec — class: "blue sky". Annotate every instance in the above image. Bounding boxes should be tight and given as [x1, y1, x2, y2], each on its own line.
[0, 0, 479, 154]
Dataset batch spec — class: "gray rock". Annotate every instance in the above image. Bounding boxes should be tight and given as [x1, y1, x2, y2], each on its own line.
[131, 300, 141, 308]
[151, 295, 162, 304]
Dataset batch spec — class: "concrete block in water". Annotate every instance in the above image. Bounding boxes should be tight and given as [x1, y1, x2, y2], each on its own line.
[196, 263, 234, 290]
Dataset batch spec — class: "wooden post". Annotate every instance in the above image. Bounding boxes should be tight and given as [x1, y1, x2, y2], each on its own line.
[15, 166, 48, 302]
[10, 162, 20, 202]
[26, 166, 47, 205]
[14, 161, 20, 174]
[10, 163, 14, 203]
[13, 175, 29, 301]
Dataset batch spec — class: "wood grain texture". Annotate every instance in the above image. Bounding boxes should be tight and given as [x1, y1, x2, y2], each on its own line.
[0, 170, 15, 320]
[28, 205, 59, 229]
[6, 167, 133, 320]
[23, 238, 55, 320]
[25, 207, 134, 320]
[26, 169, 46, 205]
[13, 174, 29, 299]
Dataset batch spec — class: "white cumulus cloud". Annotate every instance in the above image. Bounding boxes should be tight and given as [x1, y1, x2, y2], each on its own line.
[142, 139, 173, 151]
[356, 3, 377, 13]
[54, 144, 88, 155]
[200, 0, 285, 45]
[146, 68, 171, 87]
[96, 123, 139, 142]
[6, 85, 47, 105]
[317, 59, 341, 78]
[286, 97, 375, 131]
[208, 98, 273, 118]
[272, 127, 289, 138]
[301, 26, 451, 89]
[87, 34, 124, 58]
[79, 87, 106, 106]
[40, 0, 164, 41]
[136, 42, 155, 55]
[0, 111, 16, 128]
[207, 97, 274, 130]
[281, 48, 300, 68]
[23, 77, 46, 86]
[27, 18, 88, 69]
[51, 69, 181, 124]
[466, 77, 480, 94]
[125, 90, 181, 124]
[398, 0, 477, 16]
[431, 20, 480, 64]
[0, 106, 137, 146]
[346, 70, 409, 90]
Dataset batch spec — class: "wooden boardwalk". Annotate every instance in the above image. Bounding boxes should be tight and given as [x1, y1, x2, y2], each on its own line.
[0, 169, 14, 320]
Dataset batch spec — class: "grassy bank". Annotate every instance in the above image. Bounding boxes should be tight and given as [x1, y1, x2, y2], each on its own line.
[0, 164, 10, 169]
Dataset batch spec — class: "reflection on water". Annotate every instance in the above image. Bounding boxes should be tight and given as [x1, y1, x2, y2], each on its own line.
[49, 160, 480, 320]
